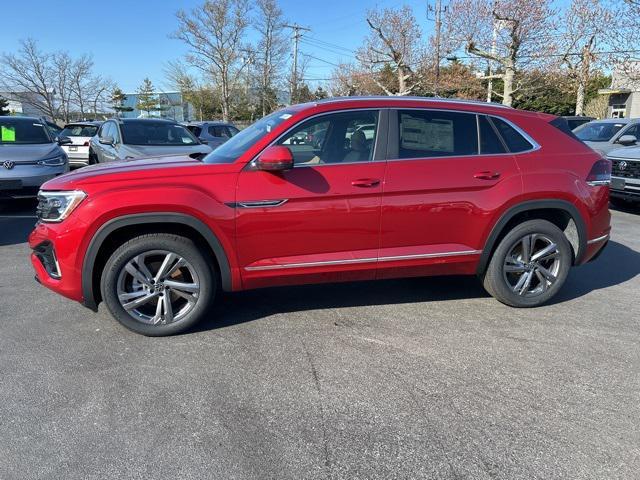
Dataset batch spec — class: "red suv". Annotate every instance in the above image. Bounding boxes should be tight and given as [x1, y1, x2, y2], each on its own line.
[29, 97, 611, 336]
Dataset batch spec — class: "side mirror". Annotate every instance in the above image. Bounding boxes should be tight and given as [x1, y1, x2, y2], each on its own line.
[57, 136, 73, 146]
[99, 135, 115, 146]
[255, 146, 294, 172]
[617, 134, 637, 146]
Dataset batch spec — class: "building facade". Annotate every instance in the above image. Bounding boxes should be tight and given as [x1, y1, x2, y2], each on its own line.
[121, 91, 194, 122]
[598, 63, 640, 118]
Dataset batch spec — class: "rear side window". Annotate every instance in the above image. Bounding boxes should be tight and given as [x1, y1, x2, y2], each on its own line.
[398, 110, 478, 158]
[479, 116, 506, 154]
[209, 125, 231, 138]
[187, 125, 202, 137]
[490, 117, 534, 152]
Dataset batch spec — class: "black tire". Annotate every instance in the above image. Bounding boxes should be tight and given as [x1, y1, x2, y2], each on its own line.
[482, 219, 572, 308]
[88, 149, 98, 165]
[100, 234, 215, 336]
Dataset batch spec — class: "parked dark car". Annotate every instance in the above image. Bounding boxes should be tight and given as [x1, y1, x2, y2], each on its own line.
[184, 121, 239, 149]
[89, 118, 211, 163]
[562, 115, 595, 131]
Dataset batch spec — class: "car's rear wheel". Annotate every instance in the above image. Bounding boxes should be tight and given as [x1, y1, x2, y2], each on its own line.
[88, 149, 98, 165]
[101, 234, 215, 336]
[483, 220, 572, 307]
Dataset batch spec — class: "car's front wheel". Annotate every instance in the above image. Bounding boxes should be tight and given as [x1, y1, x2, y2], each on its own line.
[101, 234, 215, 336]
[483, 219, 572, 307]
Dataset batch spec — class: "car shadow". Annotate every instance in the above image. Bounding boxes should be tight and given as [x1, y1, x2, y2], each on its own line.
[0, 199, 37, 246]
[610, 201, 640, 215]
[192, 240, 640, 333]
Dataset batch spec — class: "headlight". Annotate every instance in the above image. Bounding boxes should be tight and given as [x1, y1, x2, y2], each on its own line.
[37, 154, 67, 166]
[36, 190, 86, 223]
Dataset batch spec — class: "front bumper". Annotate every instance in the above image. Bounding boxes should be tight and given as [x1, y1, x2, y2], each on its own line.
[29, 219, 85, 303]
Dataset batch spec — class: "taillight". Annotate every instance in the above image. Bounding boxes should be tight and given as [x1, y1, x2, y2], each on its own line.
[586, 158, 611, 186]
[83, 141, 89, 146]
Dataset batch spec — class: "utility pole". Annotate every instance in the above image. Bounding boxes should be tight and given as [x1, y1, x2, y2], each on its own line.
[283, 24, 311, 104]
[428, 1, 446, 97]
[487, 0, 498, 103]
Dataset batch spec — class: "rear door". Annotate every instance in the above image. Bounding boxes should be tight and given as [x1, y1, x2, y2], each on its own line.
[377, 109, 523, 279]
[235, 109, 388, 289]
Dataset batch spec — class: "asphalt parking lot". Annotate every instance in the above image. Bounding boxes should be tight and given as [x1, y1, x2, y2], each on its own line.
[1, 200, 639, 480]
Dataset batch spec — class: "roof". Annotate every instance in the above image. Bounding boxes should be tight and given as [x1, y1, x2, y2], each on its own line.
[588, 118, 635, 124]
[64, 121, 103, 126]
[113, 117, 178, 124]
[185, 121, 233, 126]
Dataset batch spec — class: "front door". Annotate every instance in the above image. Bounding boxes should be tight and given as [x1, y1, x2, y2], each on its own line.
[378, 109, 523, 279]
[235, 109, 387, 289]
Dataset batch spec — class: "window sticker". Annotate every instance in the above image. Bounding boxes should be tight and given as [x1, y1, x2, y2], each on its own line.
[401, 116, 454, 152]
[1, 126, 16, 142]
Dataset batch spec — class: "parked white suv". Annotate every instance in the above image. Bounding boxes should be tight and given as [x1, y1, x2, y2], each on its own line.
[59, 121, 102, 167]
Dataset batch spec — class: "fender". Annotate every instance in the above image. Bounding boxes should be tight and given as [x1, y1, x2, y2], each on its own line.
[81, 213, 232, 311]
[476, 199, 587, 275]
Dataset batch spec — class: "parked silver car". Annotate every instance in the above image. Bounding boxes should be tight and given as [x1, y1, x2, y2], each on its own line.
[0, 116, 70, 199]
[574, 118, 640, 155]
[59, 121, 102, 167]
[184, 121, 239, 149]
[89, 118, 211, 163]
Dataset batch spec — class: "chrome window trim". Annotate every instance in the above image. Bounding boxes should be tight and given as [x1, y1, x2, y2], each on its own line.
[249, 107, 384, 169]
[245, 249, 482, 271]
[388, 108, 540, 162]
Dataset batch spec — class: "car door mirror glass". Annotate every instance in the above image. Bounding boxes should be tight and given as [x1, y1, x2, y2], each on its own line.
[255, 146, 294, 171]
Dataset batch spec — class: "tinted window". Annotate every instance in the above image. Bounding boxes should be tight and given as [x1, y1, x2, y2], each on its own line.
[228, 126, 240, 137]
[186, 125, 202, 137]
[121, 121, 198, 146]
[60, 124, 99, 137]
[479, 116, 506, 154]
[490, 117, 534, 152]
[574, 121, 626, 142]
[278, 110, 379, 165]
[209, 125, 231, 138]
[398, 110, 478, 158]
[0, 118, 51, 144]
[204, 109, 295, 164]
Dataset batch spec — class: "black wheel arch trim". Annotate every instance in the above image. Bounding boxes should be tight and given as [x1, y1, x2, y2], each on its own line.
[81, 212, 232, 311]
[477, 199, 588, 275]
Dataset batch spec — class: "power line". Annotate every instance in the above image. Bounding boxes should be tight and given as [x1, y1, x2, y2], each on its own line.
[283, 24, 311, 101]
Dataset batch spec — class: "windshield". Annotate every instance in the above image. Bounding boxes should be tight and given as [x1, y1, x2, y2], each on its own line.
[204, 110, 295, 164]
[121, 121, 199, 146]
[0, 118, 51, 145]
[575, 122, 626, 142]
[60, 124, 99, 137]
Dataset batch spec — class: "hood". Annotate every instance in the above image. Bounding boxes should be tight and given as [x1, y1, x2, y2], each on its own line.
[607, 145, 640, 160]
[0, 143, 60, 163]
[126, 144, 212, 158]
[41, 155, 204, 190]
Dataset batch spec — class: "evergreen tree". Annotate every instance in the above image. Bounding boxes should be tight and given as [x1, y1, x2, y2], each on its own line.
[110, 87, 133, 116]
[0, 96, 10, 116]
[136, 78, 158, 117]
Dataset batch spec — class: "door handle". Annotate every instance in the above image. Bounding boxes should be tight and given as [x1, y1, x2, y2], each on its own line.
[474, 171, 501, 180]
[352, 178, 381, 187]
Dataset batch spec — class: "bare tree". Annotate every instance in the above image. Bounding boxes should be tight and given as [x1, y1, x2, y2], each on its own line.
[559, 0, 615, 115]
[357, 6, 423, 96]
[0, 39, 57, 119]
[254, 0, 288, 116]
[173, 0, 252, 121]
[446, 0, 556, 106]
[68, 55, 95, 118]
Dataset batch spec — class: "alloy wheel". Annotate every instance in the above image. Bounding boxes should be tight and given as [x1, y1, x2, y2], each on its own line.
[502, 234, 561, 297]
[116, 250, 200, 325]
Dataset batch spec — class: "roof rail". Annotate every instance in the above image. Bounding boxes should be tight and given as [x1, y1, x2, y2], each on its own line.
[316, 95, 512, 109]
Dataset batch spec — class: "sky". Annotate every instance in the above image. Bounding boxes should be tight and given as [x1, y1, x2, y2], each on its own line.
[1, 0, 570, 93]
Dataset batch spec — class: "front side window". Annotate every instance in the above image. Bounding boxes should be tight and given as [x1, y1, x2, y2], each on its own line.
[209, 125, 231, 138]
[186, 125, 202, 137]
[398, 110, 478, 158]
[278, 110, 379, 166]
[121, 121, 198, 146]
[0, 118, 51, 145]
[204, 109, 295, 164]
[574, 121, 626, 143]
